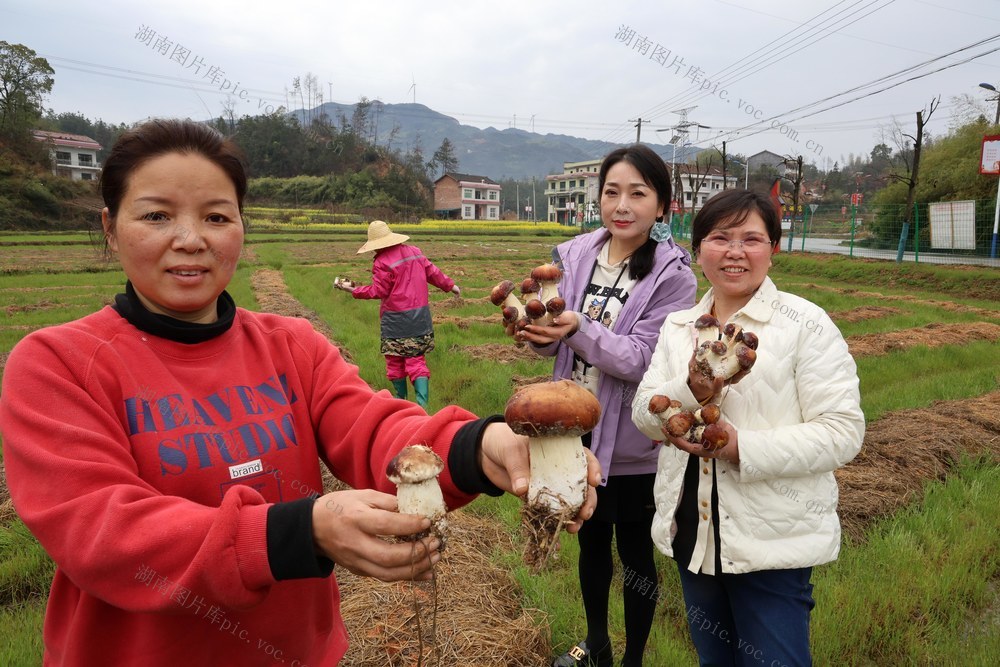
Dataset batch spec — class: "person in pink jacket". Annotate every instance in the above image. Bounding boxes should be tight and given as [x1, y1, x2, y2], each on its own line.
[335, 221, 460, 409]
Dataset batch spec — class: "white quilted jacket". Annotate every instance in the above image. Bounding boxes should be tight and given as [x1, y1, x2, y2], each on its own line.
[632, 277, 864, 574]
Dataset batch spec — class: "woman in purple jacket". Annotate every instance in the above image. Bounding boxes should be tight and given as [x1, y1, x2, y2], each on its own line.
[335, 220, 460, 409]
[520, 144, 697, 666]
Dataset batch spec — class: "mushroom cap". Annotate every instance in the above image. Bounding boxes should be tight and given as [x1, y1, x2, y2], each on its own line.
[648, 394, 680, 414]
[736, 346, 757, 370]
[530, 263, 563, 283]
[699, 403, 721, 425]
[701, 423, 729, 451]
[740, 331, 760, 350]
[546, 297, 566, 317]
[504, 379, 601, 437]
[520, 277, 541, 296]
[490, 280, 515, 306]
[386, 444, 445, 484]
[524, 299, 547, 319]
[694, 314, 721, 330]
[665, 412, 695, 438]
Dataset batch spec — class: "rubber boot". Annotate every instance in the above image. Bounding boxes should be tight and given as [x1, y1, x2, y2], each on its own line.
[391, 378, 408, 400]
[413, 377, 429, 409]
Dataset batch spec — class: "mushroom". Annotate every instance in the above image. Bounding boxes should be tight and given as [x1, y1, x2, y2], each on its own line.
[530, 263, 563, 302]
[491, 280, 524, 318]
[385, 445, 448, 543]
[504, 379, 601, 571]
[520, 277, 541, 304]
[647, 394, 729, 450]
[693, 319, 759, 382]
[333, 276, 355, 290]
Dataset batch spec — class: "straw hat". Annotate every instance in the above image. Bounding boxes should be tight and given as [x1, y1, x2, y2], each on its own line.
[357, 220, 410, 254]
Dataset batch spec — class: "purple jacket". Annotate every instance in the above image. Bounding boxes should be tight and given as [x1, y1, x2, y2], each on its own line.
[532, 228, 696, 483]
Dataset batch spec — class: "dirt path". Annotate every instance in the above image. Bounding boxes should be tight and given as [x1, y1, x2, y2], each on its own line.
[789, 282, 1000, 319]
[846, 322, 1000, 357]
[249, 268, 353, 364]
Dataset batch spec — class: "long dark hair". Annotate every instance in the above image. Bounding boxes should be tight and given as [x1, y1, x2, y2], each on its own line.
[598, 144, 672, 280]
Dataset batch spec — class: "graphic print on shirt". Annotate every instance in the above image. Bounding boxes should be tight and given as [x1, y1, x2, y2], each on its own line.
[572, 283, 631, 395]
[122, 373, 300, 500]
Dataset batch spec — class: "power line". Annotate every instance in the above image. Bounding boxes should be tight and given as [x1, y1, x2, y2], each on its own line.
[639, 0, 896, 130]
[717, 39, 1000, 146]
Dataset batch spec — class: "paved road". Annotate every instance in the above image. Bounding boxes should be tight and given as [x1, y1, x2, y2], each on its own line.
[785, 236, 1000, 268]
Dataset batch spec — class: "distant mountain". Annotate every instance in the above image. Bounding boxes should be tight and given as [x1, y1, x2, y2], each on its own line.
[294, 102, 700, 180]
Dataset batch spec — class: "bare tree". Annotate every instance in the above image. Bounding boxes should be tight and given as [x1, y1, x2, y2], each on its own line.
[685, 152, 716, 215]
[889, 96, 940, 233]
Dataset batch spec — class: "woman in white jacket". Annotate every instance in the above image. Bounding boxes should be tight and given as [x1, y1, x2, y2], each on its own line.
[632, 189, 864, 667]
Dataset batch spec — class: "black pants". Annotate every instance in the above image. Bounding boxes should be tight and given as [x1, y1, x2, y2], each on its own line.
[577, 473, 657, 667]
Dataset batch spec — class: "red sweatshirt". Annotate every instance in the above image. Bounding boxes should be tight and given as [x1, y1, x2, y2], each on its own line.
[0, 306, 480, 666]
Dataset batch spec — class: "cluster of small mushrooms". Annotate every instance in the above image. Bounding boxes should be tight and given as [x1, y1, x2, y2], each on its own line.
[332, 276, 356, 290]
[647, 396, 729, 451]
[490, 264, 565, 338]
[646, 314, 760, 451]
[692, 314, 759, 382]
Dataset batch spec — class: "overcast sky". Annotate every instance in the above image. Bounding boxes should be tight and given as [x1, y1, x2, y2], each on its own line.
[5, 0, 1000, 169]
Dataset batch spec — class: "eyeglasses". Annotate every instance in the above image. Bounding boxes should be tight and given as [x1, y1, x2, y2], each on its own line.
[701, 235, 772, 252]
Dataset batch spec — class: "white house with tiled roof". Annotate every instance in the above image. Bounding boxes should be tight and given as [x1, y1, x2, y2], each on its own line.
[32, 130, 103, 181]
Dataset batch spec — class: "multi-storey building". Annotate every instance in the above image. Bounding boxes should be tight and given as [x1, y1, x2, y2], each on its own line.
[544, 158, 736, 223]
[432, 173, 501, 220]
[32, 130, 103, 181]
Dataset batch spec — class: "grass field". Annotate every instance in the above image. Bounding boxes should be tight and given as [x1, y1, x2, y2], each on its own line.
[1, 225, 998, 666]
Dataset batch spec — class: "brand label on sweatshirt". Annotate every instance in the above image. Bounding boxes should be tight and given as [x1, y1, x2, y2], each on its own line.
[229, 459, 263, 479]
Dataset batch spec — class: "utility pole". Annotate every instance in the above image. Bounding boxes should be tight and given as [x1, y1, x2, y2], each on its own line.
[629, 117, 643, 142]
[721, 141, 728, 190]
[784, 155, 804, 252]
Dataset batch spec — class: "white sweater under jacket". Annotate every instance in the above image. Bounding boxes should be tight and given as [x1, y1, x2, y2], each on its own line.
[632, 276, 865, 574]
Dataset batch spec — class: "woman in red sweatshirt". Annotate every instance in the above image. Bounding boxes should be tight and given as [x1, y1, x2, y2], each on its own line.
[0, 118, 598, 667]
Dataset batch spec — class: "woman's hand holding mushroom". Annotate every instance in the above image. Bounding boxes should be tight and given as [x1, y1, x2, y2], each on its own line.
[311, 488, 442, 582]
[478, 421, 600, 534]
[664, 420, 740, 465]
[687, 351, 724, 403]
[516, 311, 581, 345]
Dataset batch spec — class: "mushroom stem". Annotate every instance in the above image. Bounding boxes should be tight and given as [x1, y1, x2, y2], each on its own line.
[527, 434, 588, 514]
[396, 478, 447, 527]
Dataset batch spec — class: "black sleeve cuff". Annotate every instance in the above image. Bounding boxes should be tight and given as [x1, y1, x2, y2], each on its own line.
[266, 497, 335, 581]
[448, 415, 505, 497]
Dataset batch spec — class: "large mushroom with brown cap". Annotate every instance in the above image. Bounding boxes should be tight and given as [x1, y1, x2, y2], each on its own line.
[504, 379, 601, 570]
[386, 444, 448, 543]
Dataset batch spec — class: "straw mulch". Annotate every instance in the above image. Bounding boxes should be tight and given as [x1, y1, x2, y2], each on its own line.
[828, 305, 902, 323]
[338, 510, 550, 666]
[845, 322, 1000, 358]
[836, 390, 1000, 542]
[794, 283, 1000, 319]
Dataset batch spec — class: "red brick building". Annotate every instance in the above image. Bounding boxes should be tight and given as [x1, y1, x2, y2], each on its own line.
[433, 173, 501, 220]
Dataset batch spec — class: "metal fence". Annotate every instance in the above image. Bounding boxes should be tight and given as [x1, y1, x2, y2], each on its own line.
[667, 199, 1000, 268]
